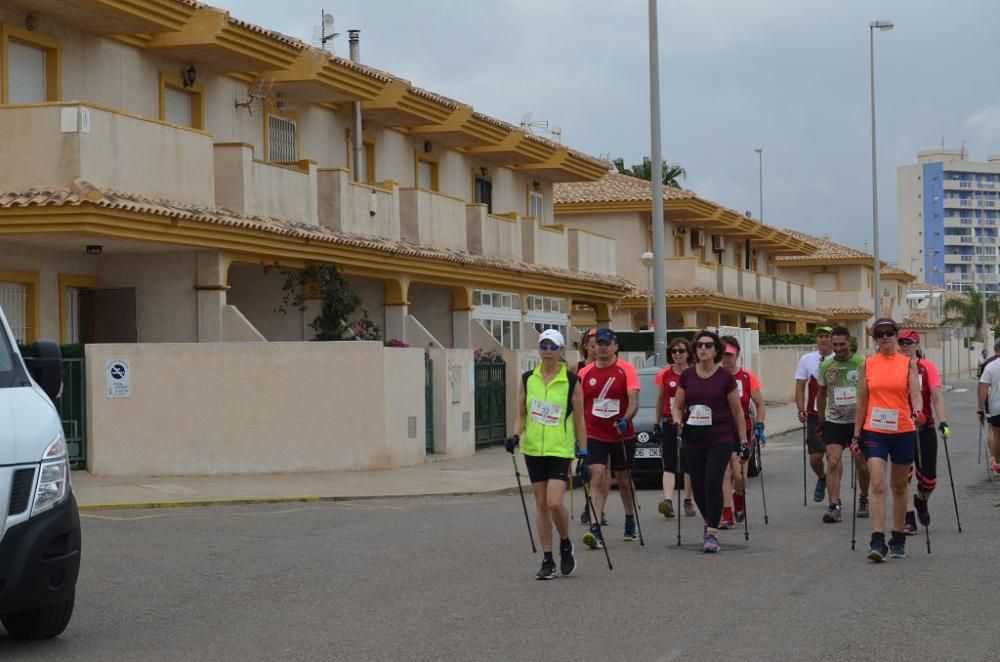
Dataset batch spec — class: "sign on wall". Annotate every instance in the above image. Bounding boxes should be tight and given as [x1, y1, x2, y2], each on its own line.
[105, 358, 131, 398]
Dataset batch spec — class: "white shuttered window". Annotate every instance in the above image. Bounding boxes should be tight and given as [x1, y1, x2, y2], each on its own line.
[0, 282, 28, 344]
[268, 115, 297, 163]
[164, 87, 193, 127]
[8, 40, 47, 104]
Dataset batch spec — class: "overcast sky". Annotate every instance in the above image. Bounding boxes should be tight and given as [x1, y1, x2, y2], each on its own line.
[219, 1, 1000, 264]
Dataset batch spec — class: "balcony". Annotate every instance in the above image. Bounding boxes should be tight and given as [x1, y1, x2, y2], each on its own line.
[0, 102, 215, 205]
[213, 143, 317, 225]
[317, 168, 400, 240]
[399, 188, 467, 251]
[466, 205, 522, 261]
[757, 273, 775, 303]
[567, 229, 615, 275]
[716, 264, 740, 297]
[522, 218, 568, 269]
[944, 235, 974, 246]
[740, 269, 757, 299]
[664, 257, 716, 291]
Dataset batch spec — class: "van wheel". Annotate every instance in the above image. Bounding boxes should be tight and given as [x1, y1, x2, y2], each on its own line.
[1, 591, 75, 640]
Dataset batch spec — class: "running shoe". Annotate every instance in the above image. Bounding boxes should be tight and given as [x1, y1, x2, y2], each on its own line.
[683, 498, 696, 517]
[536, 556, 557, 580]
[703, 532, 720, 553]
[735, 509, 746, 524]
[658, 498, 675, 519]
[857, 495, 870, 518]
[991, 457, 1000, 476]
[813, 476, 827, 503]
[623, 517, 638, 542]
[913, 494, 930, 527]
[888, 533, 906, 559]
[903, 512, 917, 536]
[601, 513, 608, 526]
[559, 540, 576, 576]
[582, 524, 604, 549]
[720, 507, 735, 530]
[822, 502, 842, 523]
[580, 507, 590, 525]
[867, 536, 888, 563]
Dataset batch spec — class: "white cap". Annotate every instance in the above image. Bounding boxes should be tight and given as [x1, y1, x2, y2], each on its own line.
[538, 329, 565, 348]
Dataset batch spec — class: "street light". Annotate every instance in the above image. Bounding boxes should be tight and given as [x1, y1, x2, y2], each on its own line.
[641, 251, 654, 330]
[869, 19, 893, 319]
[754, 148, 764, 223]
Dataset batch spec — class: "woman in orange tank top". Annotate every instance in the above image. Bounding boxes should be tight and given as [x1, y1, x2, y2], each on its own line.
[852, 318, 922, 563]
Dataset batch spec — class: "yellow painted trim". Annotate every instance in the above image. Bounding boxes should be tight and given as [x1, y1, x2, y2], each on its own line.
[1, 24, 61, 105]
[58, 274, 98, 343]
[539, 223, 565, 235]
[0, 269, 40, 343]
[413, 151, 440, 192]
[158, 71, 204, 130]
[262, 105, 301, 164]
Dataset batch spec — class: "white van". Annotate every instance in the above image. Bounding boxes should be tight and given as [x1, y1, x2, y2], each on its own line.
[0, 307, 81, 639]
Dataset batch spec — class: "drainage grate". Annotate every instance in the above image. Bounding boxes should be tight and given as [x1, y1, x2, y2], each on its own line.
[8, 468, 35, 515]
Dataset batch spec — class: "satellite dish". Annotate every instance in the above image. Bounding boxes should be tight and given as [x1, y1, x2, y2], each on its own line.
[323, 13, 335, 28]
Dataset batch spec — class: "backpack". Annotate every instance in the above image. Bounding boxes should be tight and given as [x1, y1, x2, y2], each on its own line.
[522, 367, 579, 419]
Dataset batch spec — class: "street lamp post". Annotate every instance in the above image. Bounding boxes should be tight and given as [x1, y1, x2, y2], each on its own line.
[641, 251, 654, 330]
[755, 147, 764, 223]
[869, 19, 893, 320]
[648, 0, 667, 359]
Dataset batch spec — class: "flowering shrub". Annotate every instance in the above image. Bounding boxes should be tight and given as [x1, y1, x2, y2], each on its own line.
[474, 348, 504, 363]
[384, 338, 410, 348]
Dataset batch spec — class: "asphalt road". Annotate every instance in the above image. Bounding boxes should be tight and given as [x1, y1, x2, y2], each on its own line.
[2, 381, 999, 661]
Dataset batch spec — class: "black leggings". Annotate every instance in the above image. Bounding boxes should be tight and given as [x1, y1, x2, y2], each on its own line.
[910, 426, 938, 494]
[685, 443, 733, 529]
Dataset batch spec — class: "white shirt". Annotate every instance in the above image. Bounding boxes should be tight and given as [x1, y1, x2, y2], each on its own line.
[979, 358, 1000, 416]
[794, 350, 832, 383]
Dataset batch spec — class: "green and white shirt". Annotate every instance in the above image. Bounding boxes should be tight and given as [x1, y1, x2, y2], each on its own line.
[817, 354, 864, 424]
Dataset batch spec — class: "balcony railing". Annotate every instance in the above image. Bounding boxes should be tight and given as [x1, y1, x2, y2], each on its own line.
[0, 102, 215, 205]
[467, 205, 522, 261]
[399, 188, 467, 251]
[567, 229, 615, 275]
[665, 257, 716, 291]
[214, 143, 317, 225]
[317, 167, 399, 240]
[522, 218, 568, 269]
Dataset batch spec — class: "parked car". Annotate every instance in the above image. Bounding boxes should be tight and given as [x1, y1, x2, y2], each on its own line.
[0, 308, 81, 639]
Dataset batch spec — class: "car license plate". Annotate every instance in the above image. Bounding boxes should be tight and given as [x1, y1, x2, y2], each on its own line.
[634, 447, 661, 459]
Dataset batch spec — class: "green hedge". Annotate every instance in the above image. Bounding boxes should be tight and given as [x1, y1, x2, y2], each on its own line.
[758, 333, 816, 346]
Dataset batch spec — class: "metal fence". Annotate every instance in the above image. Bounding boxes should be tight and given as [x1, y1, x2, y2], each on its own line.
[474, 361, 506, 447]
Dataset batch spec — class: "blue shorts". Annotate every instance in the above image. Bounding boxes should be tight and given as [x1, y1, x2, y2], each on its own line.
[861, 430, 917, 465]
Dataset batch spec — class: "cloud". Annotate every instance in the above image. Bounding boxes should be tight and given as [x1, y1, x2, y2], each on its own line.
[965, 104, 1000, 141]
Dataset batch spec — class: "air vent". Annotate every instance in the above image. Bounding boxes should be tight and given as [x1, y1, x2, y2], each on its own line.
[9, 468, 35, 516]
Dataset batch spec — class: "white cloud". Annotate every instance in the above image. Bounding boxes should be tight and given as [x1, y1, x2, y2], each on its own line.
[965, 104, 1000, 141]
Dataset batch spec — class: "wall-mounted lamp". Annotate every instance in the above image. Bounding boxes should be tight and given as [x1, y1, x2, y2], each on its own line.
[182, 64, 197, 88]
[274, 94, 288, 111]
[25, 14, 37, 31]
[480, 166, 489, 178]
[86, 245, 103, 255]
[423, 141, 432, 154]
[532, 180, 541, 191]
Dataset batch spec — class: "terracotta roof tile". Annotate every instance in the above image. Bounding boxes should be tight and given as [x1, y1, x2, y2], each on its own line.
[819, 306, 875, 317]
[777, 230, 916, 279]
[901, 317, 941, 330]
[0, 181, 632, 291]
[224, 15, 307, 49]
[554, 172, 697, 205]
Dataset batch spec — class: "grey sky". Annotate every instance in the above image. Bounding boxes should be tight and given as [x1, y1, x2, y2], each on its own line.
[219, 1, 1000, 264]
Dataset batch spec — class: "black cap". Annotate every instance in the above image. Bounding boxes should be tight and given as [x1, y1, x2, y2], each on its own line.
[595, 328, 617, 343]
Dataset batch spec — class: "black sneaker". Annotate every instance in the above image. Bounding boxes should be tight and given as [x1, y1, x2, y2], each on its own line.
[822, 502, 843, 523]
[913, 494, 930, 527]
[535, 556, 557, 580]
[867, 535, 888, 563]
[857, 496, 870, 518]
[559, 540, 576, 576]
[888, 533, 906, 559]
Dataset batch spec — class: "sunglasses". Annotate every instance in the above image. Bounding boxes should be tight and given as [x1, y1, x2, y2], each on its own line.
[695, 341, 715, 349]
[670, 347, 688, 354]
[538, 342, 559, 351]
[874, 329, 896, 339]
[897, 339, 916, 346]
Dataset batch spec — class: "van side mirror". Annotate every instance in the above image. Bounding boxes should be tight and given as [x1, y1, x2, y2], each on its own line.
[24, 340, 63, 402]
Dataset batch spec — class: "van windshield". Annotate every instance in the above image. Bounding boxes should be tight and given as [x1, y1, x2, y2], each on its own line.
[0, 324, 24, 388]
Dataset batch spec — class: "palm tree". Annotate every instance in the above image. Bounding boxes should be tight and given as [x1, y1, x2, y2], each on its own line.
[941, 288, 1000, 342]
[613, 156, 687, 189]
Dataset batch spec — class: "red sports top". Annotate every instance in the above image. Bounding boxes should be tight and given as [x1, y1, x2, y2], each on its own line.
[655, 365, 683, 423]
[732, 368, 761, 433]
[578, 359, 640, 442]
[916, 358, 941, 426]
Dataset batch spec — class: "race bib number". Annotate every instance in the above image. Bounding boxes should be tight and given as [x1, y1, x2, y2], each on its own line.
[592, 398, 621, 419]
[688, 404, 713, 426]
[869, 407, 899, 432]
[530, 400, 562, 426]
[833, 387, 857, 407]
[736, 381, 744, 398]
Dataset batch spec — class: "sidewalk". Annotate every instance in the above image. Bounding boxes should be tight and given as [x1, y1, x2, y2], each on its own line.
[73, 402, 803, 509]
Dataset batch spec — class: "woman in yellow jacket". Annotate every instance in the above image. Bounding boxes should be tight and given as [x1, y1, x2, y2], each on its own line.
[508, 329, 586, 580]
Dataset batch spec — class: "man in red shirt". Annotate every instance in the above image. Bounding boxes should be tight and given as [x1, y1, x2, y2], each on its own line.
[578, 328, 641, 547]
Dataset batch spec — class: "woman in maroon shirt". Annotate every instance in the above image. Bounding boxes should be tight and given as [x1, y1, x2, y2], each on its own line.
[671, 330, 748, 553]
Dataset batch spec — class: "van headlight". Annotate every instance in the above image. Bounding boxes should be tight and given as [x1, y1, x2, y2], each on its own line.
[32, 434, 69, 516]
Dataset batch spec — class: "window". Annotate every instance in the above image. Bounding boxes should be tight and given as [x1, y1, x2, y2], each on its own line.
[158, 73, 204, 130]
[59, 275, 97, 343]
[1, 26, 60, 104]
[267, 114, 298, 164]
[472, 288, 522, 350]
[364, 140, 376, 183]
[0, 271, 39, 344]
[474, 173, 493, 213]
[415, 154, 438, 191]
[527, 190, 544, 220]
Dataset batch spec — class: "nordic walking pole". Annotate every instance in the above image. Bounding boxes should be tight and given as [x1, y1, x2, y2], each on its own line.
[802, 422, 808, 506]
[677, 429, 683, 547]
[915, 431, 931, 555]
[740, 457, 750, 542]
[850, 446, 858, 551]
[623, 451, 645, 546]
[510, 452, 536, 554]
[941, 429, 962, 532]
[978, 421, 983, 464]
[756, 440, 769, 525]
[581, 469, 613, 570]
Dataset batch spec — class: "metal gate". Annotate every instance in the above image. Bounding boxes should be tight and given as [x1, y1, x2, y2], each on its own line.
[59, 355, 87, 469]
[425, 356, 434, 452]
[474, 361, 506, 447]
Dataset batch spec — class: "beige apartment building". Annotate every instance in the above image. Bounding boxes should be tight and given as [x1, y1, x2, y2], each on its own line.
[0, 0, 629, 352]
[554, 173, 825, 333]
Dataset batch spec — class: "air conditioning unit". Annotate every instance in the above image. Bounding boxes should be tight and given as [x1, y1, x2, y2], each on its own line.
[673, 226, 687, 236]
[690, 229, 705, 249]
[711, 234, 726, 252]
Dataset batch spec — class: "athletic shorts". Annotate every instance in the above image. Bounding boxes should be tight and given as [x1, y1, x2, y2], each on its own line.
[806, 414, 824, 454]
[989, 415, 1000, 429]
[823, 421, 854, 448]
[587, 439, 635, 472]
[861, 430, 917, 465]
[524, 455, 572, 484]
[659, 426, 687, 475]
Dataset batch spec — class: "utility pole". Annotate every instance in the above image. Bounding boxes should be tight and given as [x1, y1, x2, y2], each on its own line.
[647, 0, 667, 359]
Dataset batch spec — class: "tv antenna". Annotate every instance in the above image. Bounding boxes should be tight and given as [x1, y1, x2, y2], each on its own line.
[520, 113, 562, 143]
[234, 79, 273, 116]
[312, 10, 340, 53]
